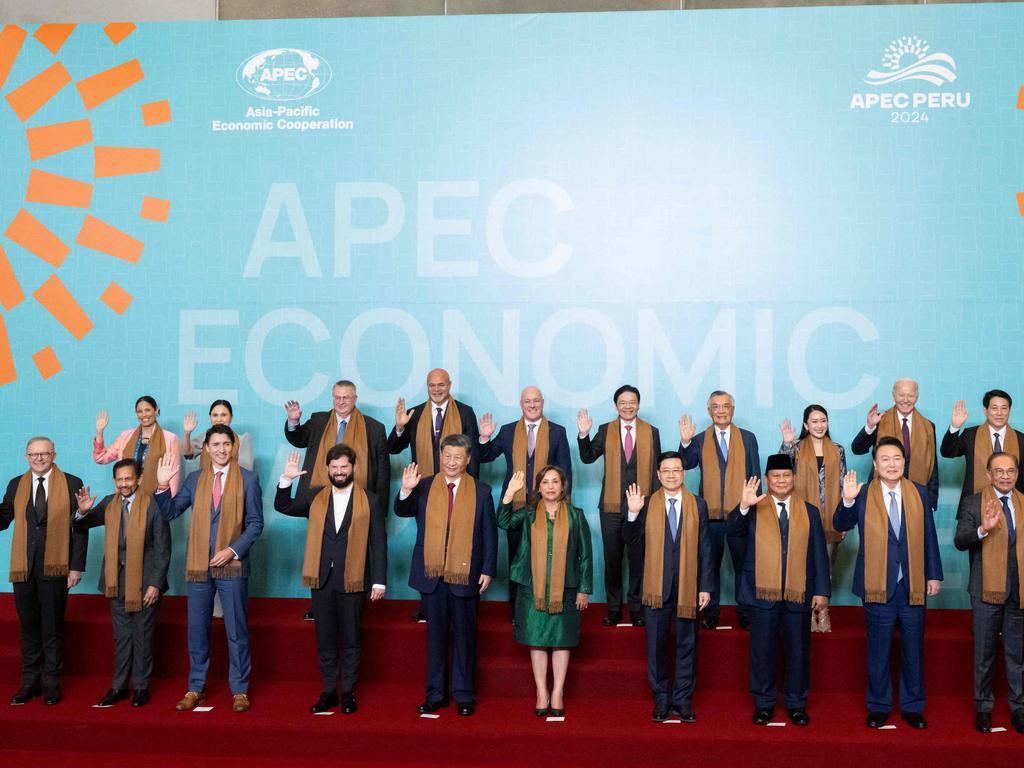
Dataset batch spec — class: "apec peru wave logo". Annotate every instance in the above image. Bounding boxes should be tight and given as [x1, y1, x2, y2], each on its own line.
[236, 48, 331, 102]
[864, 36, 957, 87]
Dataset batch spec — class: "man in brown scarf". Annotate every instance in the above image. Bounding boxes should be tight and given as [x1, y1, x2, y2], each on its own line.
[154, 425, 264, 713]
[1, 436, 87, 706]
[953, 452, 1024, 734]
[395, 434, 497, 717]
[727, 455, 829, 727]
[834, 437, 942, 730]
[851, 378, 939, 511]
[73, 458, 170, 708]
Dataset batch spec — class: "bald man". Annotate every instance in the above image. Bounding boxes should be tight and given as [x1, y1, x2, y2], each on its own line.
[478, 386, 573, 621]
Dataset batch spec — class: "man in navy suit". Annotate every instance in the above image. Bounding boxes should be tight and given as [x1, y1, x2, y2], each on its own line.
[834, 436, 942, 729]
[155, 425, 264, 713]
[478, 385, 572, 622]
[395, 434, 497, 716]
[679, 390, 761, 629]
[624, 451, 713, 723]
[728, 454, 829, 726]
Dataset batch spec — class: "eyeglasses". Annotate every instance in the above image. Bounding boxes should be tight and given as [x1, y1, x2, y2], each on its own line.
[990, 469, 1018, 477]
[26, 452, 53, 460]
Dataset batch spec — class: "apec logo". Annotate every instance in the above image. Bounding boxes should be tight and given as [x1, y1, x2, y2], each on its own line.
[236, 48, 332, 101]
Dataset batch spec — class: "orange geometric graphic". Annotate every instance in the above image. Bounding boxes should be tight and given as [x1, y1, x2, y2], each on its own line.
[25, 118, 93, 161]
[33, 274, 93, 340]
[1018, 86, 1024, 110]
[94, 146, 160, 177]
[100, 281, 132, 315]
[75, 214, 144, 263]
[140, 196, 170, 222]
[0, 316, 16, 386]
[76, 59, 143, 111]
[25, 169, 92, 208]
[6, 61, 70, 122]
[32, 346, 61, 380]
[32, 24, 76, 55]
[5, 207, 70, 267]
[104, 23, 136, 46]
[0, 25, 28, 92]
[0, 243, 25, 310]
[1018, 192, 1024, 217]
[141, 99, 170, 126]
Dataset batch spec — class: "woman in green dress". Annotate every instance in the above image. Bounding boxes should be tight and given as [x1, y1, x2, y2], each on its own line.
[498, 466, 593, 717]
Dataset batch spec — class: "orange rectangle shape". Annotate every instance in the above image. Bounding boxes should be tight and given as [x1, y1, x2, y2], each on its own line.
[77, 59, 143, 111]
[0, 315, 16, 385]
[140, 196, 170, 222]
[32, 346, 61, 380]
[33, 274, 92, 340]
[0, 243, 25, 310]
[26, 119, 93, 161]
[0, 25, 28, 92]
[5, 208, 69, 267]
[94, 146, 159, 177]
[33, 24, 75, 54]
[141, 99, 170, 126]
[75, 214, 143, 263]
[1018, 86, 1024, 110]
[6, 61, 70, 122]
[25, 169, 92, 208]
[1018, 192, 1024, 217]
[100, 281, 132, 315]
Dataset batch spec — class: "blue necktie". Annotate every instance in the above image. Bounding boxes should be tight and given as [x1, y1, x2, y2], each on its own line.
[668, 498, 678, 542]
[336, 418, 347, 444]
[994, 432, 1003, 453]
[1001, 495, 1016, 545]
[718, 430, 728, 461]
[778, 501, 788, 536]
[889, 491, 903, 582]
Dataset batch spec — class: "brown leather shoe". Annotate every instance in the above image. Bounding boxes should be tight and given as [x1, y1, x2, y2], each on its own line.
[232, 693, 251, 712]
[175, 691, 206, 711]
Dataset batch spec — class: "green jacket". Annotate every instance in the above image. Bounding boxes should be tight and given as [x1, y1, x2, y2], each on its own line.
[497, 502, 593, 594]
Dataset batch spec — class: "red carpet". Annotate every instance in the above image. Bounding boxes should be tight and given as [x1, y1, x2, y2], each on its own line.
[0, 595, 1019, 767]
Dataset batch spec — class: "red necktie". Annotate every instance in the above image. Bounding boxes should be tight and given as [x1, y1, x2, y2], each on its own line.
[447, 482, 455, 522]
[624, 425, 634, 464]
[213, 471, 223, 509]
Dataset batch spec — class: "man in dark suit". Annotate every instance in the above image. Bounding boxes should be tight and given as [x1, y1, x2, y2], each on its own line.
[624, 451, 713, 723]
[275, 444, 386, 715]
[1, 436, 87, 706]
[851, 378, 939, 510]
[395, 434, 497, 716]
[154, 425, 264, 713]
[728, 455, 829, 726]
[942, 390, 1024, 511]
[284, 379, 389, 620]
[834, 436, 943, 729]
[578, 384, 662, 627]
[953, 451, 1024, 733]
[74, 458, 170, 708]
[679, 390, 761, 629]
[478, 385, 572, 622]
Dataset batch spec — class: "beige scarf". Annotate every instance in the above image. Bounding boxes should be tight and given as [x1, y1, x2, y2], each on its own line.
[310, 409, 369, 490]
[423, 473, 476, 585]
[701, 425, 745, 520]
[641, 489, 699, 619]
[103, 493, 150, 611]
[864, 479, 925, 605]
[601, 419, 653, 513]
[980, 487, 1024, 606]
[973, 428, 1021, 496]
[415, 400, 463, 476]
[795, 436, 842, 543]
[754, 496, 810, 604]
[186, 462, 244, 582]
[9, 466, 71, 581]
[877, 408, 934, 488]
[122, 424, 166, 495]
[530, 502, 569, 613]
[301, 484, 371, 591]
[511, 418, 549, 507]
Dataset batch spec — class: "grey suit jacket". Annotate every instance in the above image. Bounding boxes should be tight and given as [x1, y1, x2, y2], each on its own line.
[954, 491, 1018, 602]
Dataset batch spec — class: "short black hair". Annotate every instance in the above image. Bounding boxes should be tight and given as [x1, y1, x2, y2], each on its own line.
[657, 451, 684, 470]
[987, 451, 1020, 470]
[440, 433, 472, 453]
[112, 458, 141, 479]
[209, 399, 233, 416]
[204, 424, 236, 445]
[613, 385, 640, 404]
[873, 436, 904, 458]
[983, 389, 1012, 408]
[135, 395, 158, 410]
[326, 443, 357, 465]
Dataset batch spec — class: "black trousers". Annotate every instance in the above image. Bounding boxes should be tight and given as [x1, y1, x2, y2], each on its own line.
[311, 588, 366, 694]
[13, 569, 68, 691]
[599, 511, 643, 616]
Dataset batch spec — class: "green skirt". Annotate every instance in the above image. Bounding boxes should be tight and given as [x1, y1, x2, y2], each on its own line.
[513, 584, 581, 648]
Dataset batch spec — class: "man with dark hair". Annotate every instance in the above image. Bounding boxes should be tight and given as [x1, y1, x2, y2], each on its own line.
[1, 437, 87, 705]
[395, 434, 497, 716]
[624, 451, 712, 722]
[679, 390, 761, 629]
[275, 443, 387, 715]
[578, 384, 662, 627]
[74, 458, 170, 707]
[835, 436, 942, 729]
[954, 451, 1024, 733]
[943, 390, 1024, 510]
[155, 424, 264, 713]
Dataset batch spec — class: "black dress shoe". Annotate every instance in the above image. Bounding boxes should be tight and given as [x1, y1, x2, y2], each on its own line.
[1012, 708, 1024, 733]
[10, 685, 40, 705]
[752, 707, 774, 725]
[303, 610, 314, 621]
[866, 711, 889, 728]
[671, 704, 696, 723]
[417, 698, 449, 714]
[43, 688, 61, 706]
[601, 613, 621, 627]
[412, 610, 425, 622]
[901, 711, 928, 729]
[788, 708, 810, 726]
[132, 689, 150, 707]
[975, 711, 992, 733]
[700, 616, 717, 630]
[738, 614, 751, 631]
[457, 701, 475, 716]
[631, 613, 646, 627]
[652, 703, 669, 722]
[97, 689, 129, 707]
[311, 692, 339, 714]
[341, 692, 357, 714]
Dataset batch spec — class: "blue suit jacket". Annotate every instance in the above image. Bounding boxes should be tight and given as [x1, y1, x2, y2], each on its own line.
[832, 480, 942, 601]
[727, 498, 831, 612]
[478, 419, 573, 497]
[155, 466, 264, 578]
[394, 475, 497, 598]
[680, 426, 761, 503]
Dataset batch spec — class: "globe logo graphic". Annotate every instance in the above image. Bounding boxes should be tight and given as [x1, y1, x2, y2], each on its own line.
[236, 48, 332, 102]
